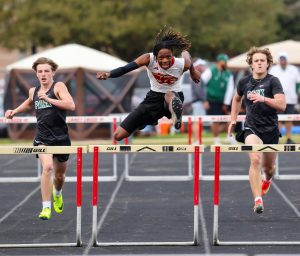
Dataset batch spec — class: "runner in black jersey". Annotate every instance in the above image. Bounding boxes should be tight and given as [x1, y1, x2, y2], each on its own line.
[5, 57, 75, 220]
[228, 47, 286, 214]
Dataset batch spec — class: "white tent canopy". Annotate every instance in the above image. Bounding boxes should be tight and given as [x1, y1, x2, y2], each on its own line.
[228, 40, 300, 70]
[6, 43, 128, 71]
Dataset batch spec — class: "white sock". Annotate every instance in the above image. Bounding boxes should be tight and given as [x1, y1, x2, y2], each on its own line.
[54, 187, 62, 197]
[254, 196, 262, 202]
[213, 137, 221, 144]
[226, 135, 237, 144]
[42, 201, 51, 209]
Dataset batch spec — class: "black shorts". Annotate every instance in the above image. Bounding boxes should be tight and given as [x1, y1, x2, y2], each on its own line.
[207, 101, 224, 115]
[278, 104, 296, 115]
[33, 138, 71, 162]
[121, 90, 184, 134]
[236, 128, 280, 144]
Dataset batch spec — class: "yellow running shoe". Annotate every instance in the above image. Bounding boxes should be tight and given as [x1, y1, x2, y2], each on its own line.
[39, 207, 51, 220]
[53, 189, 64, 213]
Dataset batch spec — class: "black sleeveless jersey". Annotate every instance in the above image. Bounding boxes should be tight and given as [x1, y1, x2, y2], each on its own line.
[237, 74, 284, 134]
[33, 83, 69, 145]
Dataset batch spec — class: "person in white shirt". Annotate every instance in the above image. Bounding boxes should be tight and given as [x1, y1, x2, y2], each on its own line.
[269, 52, 300, 144]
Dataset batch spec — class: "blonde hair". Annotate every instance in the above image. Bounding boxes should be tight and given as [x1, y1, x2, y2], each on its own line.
[32, 57, 58, 72]
[246, 47, 273, 70]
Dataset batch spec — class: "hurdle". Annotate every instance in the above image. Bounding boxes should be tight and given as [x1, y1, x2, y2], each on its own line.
[123, 115, 195, 181]
[211, 144, 300, 245]
[0, 145, 85, 248]
[0, 116, 120, 182]
[90, 144, 203, 246]
[196, 114, 300, 181]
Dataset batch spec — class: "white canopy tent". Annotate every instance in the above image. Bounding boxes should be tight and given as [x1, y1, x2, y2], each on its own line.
[4, 44, 138, 140]
[228, 40, 300, 70]
[6, 43, 128, 71]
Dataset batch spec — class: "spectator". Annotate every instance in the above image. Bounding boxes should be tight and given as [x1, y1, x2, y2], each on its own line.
[201, 54, 235, 144]
[269, 52, 300, 144]
[190, 58, 207, 144]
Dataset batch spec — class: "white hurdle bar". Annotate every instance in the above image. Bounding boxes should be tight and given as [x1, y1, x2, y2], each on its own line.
[0, 116, 121, 182]
[0, 145, 85, 248]
[211, 144, 300, 246]
[89, 144, 203, 246]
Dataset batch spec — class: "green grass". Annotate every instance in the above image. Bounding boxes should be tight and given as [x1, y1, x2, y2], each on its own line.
[0, 138, 33, 145]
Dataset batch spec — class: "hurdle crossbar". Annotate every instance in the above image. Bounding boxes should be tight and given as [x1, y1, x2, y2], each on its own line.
[0, 146, 88, 183]
[90, 145, 202, 246]
[195, 115, 300, 181]
[211, 144, 300, 246]
[203, 144, 300, 181]
[0, 146, 83, 248]
[1, 116, 121, 182]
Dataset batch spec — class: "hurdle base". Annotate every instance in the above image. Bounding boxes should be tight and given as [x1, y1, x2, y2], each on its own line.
[215, 240, 300, 246]
[274, 174, 300, 180]
[0, 242, 80, 248]
[67, 176, 117, 182]
[125, 175, 193, 181]
[200, 175, 249, 181]
[95, 241, 197, 246]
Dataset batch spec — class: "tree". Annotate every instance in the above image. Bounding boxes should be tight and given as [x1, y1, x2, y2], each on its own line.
[0, 0, 285, 61]
[277, 0, 300, 41]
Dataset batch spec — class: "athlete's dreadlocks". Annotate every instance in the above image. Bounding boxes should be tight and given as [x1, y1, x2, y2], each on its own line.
[153, 27, 191, 57]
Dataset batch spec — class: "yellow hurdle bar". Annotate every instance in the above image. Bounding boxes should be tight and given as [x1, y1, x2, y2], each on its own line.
[210, 144, 300, 153]
[89, 144, 204, 153]
[0, 145, 87, 154]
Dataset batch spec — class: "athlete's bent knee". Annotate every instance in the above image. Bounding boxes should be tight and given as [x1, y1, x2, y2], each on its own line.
[114, 127, 129, 141]
[55, 173, 65, 182]
[114, 132, 125, 141]
[42, 164, 54, 175]
[250, 153, 262, 169]
[263, 164, 275, 176]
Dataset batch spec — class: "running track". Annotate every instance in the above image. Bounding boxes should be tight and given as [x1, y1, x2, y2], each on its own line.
[0, 149, 300, 255]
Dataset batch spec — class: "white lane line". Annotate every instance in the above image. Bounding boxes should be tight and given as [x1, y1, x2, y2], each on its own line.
[0, 185, 40, 223]
[199, 199, 211, 254]
[83, 153, 137, 255]
[272, 181, 300, 217]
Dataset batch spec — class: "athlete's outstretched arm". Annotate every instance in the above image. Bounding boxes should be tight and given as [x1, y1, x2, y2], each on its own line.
[5, 88, 34, 119]
[181, 50, 200, 84]
[96, 54, 150, 80]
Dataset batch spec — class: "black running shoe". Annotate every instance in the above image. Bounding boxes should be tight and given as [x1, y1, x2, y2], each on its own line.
[170, 97, 183, 129]
[286, 138, 295, 144]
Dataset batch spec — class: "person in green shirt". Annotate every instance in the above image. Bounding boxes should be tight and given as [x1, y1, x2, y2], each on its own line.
[201, 54, 234, 144]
